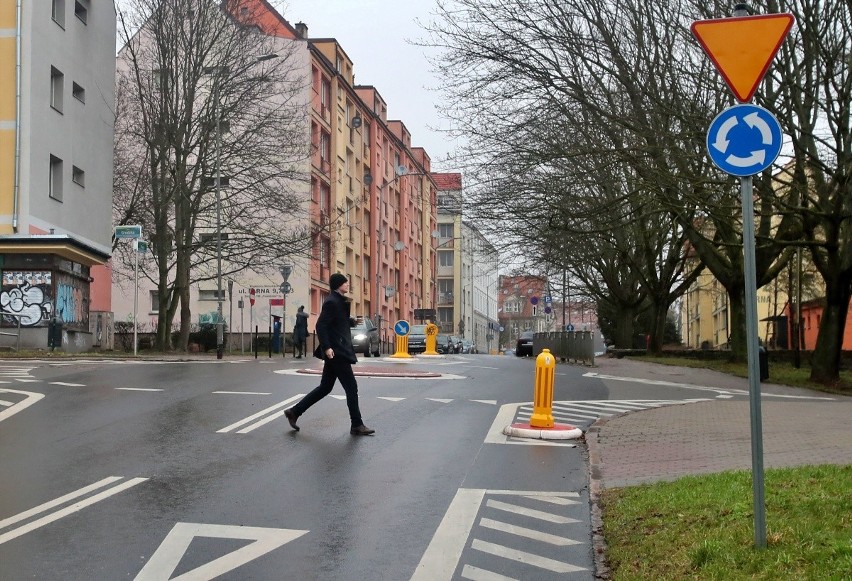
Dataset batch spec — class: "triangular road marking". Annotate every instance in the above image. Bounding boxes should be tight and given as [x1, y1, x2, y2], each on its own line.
[471, 399, 497, 405]
[691, 13, 794, 102]
[134, 522, 307, 581]
[378, 397, 405, 402]
[426, 398, 453, 404]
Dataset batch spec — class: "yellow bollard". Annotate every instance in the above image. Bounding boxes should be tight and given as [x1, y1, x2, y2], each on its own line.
[529, 348, 555, 428]
[391, 334, 411, 358]
[424, 323, 439, 355]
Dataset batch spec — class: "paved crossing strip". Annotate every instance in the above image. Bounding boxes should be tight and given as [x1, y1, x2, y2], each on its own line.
[0, 476, 148, 544]
[515, 399, 709, 428]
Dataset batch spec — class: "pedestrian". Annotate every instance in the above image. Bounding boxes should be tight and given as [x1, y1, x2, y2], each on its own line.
[284, 273, 375, 436]
[293, 305, 308, 358]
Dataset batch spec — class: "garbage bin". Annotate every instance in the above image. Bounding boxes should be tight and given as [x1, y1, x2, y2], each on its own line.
[48, 318, 63, 349]
[758, 346, 769, 381]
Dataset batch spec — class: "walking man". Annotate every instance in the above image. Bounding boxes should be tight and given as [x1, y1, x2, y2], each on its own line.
[284, 273, 375, 436]
[293, 305, 308, 358]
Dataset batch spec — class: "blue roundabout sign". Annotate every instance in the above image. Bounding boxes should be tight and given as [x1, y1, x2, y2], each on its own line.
[706, 104, 783, 176]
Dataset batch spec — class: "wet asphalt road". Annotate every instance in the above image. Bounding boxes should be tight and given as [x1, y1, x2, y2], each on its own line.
[0, 354, 612, 580]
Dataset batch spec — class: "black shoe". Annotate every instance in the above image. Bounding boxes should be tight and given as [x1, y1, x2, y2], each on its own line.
[350, 425, 375, 436]
[284, 409, 300, 431]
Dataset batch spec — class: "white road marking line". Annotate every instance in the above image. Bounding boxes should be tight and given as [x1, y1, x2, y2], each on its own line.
[461, 564, 519, 581]
[486, 491, 580, 497]
[479, 518, 581, 546]
[485, 500, 579, 524]
[217, 395, 304, 434]
[426, 398, 453, 403]
[378, 397, 406, 401]
[49, 381, 86, 387]
[13, 378, 39, 383]
[116, 387, 163, 392]
[471, 539, 586, 573]
[330, 394, 347, 400]
[471, 400, 497, 405]
[521, 495, 579, 505]
[213, 391, 271, 395]
[0, 477, 148, 544]
[583, 372, 836, 400]
[0, 388, 45, 422]
[0, 399, 12, 406]
[134, 522, 308, 581]
[411, 488, 485, 581]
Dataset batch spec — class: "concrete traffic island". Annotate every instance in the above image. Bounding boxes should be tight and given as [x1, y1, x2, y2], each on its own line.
[503, 422, 583, 440]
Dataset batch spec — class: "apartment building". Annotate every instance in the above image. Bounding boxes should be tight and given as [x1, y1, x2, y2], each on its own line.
[0, 0, 115, 351]
[498, 274, 548, 349]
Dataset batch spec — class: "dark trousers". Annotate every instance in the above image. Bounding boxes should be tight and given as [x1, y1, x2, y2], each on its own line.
[291, 358, 363, 428]
[295, 340, 306, 357]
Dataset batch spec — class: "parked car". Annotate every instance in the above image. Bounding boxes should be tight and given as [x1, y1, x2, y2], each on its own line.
[434, 334, 455, 354]
[350, 317, 380, 357]
[407, 324, 428, 354]
[515, 331, 535, 357]
[449, 335, 463, 354]
[461, 340, 476, 354]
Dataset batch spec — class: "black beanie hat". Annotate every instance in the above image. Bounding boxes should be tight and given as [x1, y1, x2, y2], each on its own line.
[329, 273, 348, 290]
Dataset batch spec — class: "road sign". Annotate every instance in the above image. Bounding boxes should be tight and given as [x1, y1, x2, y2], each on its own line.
[566, 324, 575, 332]
[394, 320, 410, 336]
[691, 13, 794, 103]
[114, 225, 142, 239]
[707, 104, 782, 176]
[529, 296, 539, 305]
[249, 287, 256, 307]
[544, 295, 552, 305]
[135, 240, 148, 253]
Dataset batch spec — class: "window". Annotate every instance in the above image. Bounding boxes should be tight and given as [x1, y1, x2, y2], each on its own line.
[438, 223, 454, 238]
[52, 0, 65, 27]
[51, 67, 64, 112]
[320, 236, 331, 268]
[72, 82, 85, 103]
[320, 77, 331, 111]
[199, 290, 226, 301]
[74, 0, 88, 24]
[149, 290, 159, 313]
[505, 301, 520, 313]
[72, 166, 85, 187]
[49, 155, 63, 201]
[438, 250, 453, 267]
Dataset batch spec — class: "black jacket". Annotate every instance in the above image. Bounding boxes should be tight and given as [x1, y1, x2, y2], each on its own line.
[314, 291, 357, 364]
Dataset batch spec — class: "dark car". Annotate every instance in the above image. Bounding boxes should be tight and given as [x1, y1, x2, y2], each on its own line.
[449, 335, 463, 354]
[461, 340, 476, 354]
[434, 334, 455, 354]
[350, 317, 380, 357]
[515, 331, 535, 357]
[407, 324, 428, 354]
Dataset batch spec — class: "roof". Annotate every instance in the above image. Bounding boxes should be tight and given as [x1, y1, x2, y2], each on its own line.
[228, 0, 298, 38]
[431, 173, 462, 191]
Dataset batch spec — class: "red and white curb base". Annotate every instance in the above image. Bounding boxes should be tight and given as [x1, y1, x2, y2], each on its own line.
[502, 422, 583, 440]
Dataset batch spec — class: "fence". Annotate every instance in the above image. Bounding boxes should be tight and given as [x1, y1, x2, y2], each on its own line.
[0, 312, 23, 351]
[533, 331, 596, 365]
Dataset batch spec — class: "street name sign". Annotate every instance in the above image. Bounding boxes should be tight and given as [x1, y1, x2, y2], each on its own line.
[706, 104, 783, 176]
[114, 224, 142, 239]
[691, 13, 794, 102]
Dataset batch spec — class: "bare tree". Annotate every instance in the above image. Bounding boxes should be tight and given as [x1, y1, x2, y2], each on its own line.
[424, 0, 805, 363]
[114, 0, 311, 350]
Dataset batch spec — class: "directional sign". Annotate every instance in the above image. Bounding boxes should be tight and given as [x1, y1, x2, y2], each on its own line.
[707, 104, 782, 176]
[394, 320, 410, 336]
[114, 224, 142, 239]
[566, 324, 575, 332]
[134, 240, 148, 253]
[691, 14, 794, 103]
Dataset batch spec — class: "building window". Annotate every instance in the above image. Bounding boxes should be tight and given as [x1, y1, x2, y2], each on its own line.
[199, 289, 226, 301]
[439, 250, 454, 267]
[438, 223, 454, 238]
[49, 155, 63, 201]
[320, 236, 331, 268]
[320, 77, 331, 111]
[150, 290, 159, 313]
[74, 0, 88, 24]
[72, 82, 85, 103]
[72, 166, 85, 187]
[52, 0, 65, 27]
[51, 67, 64, 113]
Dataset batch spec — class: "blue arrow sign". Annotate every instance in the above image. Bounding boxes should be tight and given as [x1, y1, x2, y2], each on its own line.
[394, 320, 410, 336]
[706, 104, 782, 176]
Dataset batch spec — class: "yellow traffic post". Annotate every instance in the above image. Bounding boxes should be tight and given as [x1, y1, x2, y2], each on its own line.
[424, 322, 439, 355]
[529, 348, 555, 428]
[390, 319, 414, 359]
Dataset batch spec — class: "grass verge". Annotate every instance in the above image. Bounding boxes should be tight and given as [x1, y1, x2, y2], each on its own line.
[601, 464, 852, 580]
[630, 355, 852, 395]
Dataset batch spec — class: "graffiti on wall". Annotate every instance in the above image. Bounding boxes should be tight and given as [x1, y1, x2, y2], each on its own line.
[54, 272, 89, 328]
[1, 271, 53, 327]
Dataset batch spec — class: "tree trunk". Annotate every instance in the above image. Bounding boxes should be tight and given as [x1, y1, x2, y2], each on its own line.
[647, 299, 667, 355]
[726, 285, 747, 363]
[611, 304, 636, 349]
[810, 278, 851, 385]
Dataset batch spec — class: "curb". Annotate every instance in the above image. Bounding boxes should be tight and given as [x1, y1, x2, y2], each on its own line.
[502, 422, 583, 440]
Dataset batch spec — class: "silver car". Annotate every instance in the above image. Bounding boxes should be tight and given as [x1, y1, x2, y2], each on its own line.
[351, 317, 380, 357]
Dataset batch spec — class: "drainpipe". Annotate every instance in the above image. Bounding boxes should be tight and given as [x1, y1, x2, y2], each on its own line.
[12, 0, 23, 231]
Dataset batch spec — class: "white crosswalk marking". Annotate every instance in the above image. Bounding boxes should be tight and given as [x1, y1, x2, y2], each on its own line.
[485, 499, 579, 524]
[479, 518, 581, 545]
[516, 399, 711, 428]
[461, 564, 519, 581]
[471, 539, 587, 573]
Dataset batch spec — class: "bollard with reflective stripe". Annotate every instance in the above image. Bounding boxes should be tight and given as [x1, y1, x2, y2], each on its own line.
[390, 334, 413, 358]
[530, 348, 555, 428]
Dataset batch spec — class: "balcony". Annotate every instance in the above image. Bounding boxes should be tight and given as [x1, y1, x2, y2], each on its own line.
[437, 292, 454, 305]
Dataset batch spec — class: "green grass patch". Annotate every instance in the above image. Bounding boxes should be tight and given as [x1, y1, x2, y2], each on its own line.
[601, 464, 852, 580]
[631, 355, 852, 395]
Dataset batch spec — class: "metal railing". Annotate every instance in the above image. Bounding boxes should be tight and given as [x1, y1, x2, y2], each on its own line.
[0, 312, 23, 351]
[533, 331, 596, 365]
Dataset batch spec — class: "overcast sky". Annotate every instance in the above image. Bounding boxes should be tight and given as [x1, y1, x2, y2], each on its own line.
[275, 0, 461, 172]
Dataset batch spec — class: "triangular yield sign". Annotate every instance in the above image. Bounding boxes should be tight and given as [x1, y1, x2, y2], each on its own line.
[135, 522, 308, 580]
[691, 13, 794, 102]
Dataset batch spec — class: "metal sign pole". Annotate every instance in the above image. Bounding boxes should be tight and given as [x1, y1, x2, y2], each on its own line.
[740, 174, 766, 547]
[133, 240, 139, 356]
